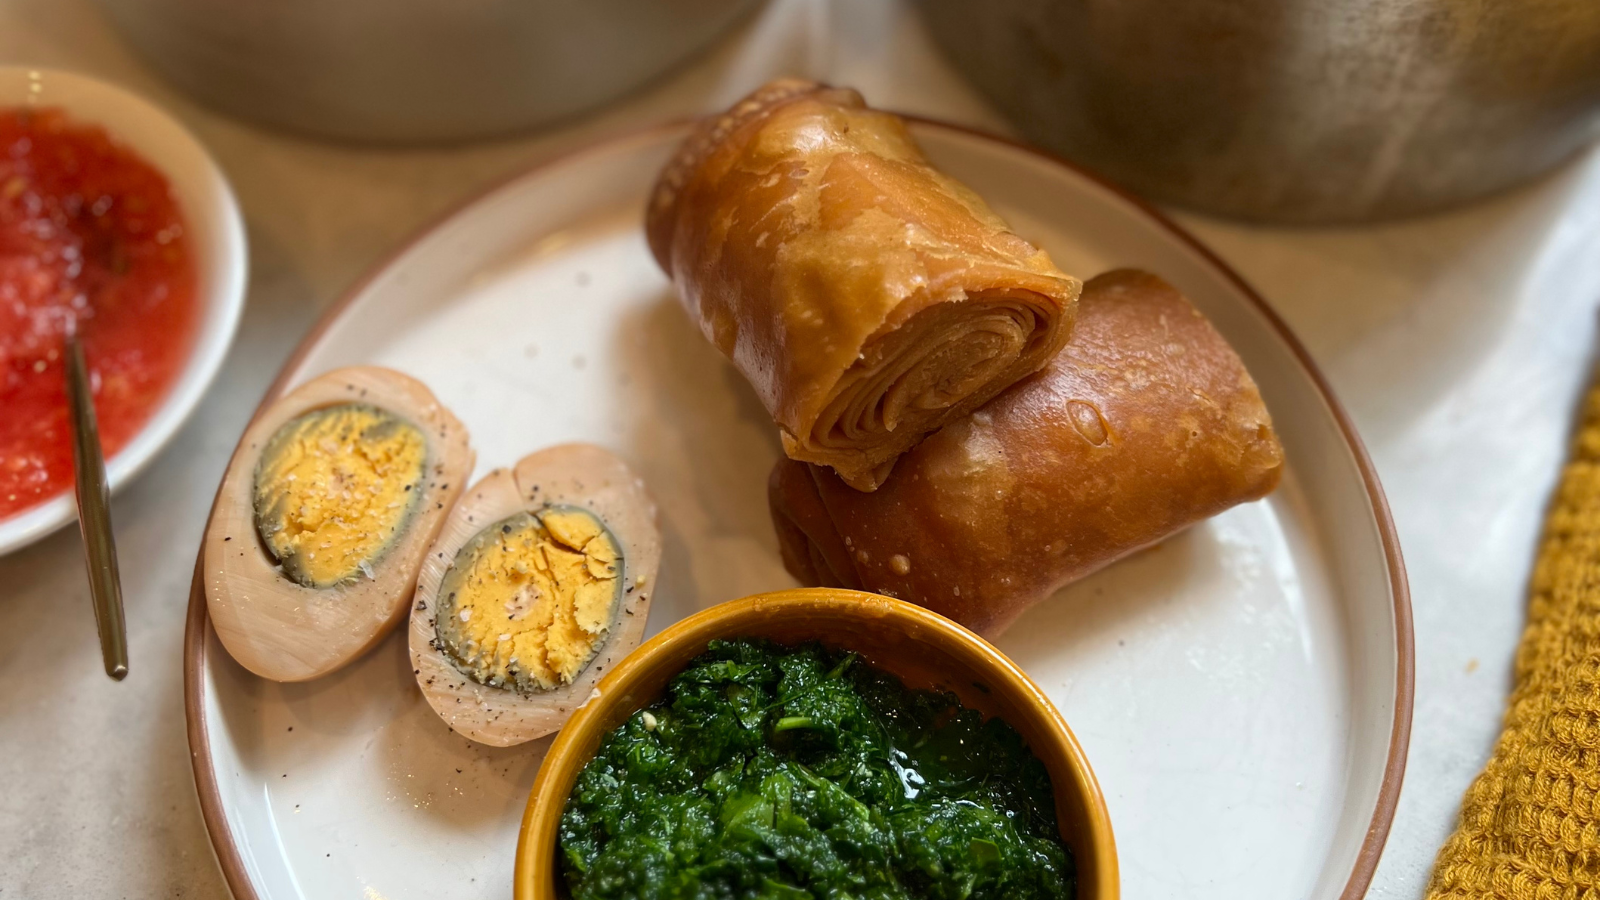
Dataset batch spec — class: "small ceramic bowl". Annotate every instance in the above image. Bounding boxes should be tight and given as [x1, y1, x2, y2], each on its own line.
[0, 67, 247, 555]
[515, 588, 1119, 900]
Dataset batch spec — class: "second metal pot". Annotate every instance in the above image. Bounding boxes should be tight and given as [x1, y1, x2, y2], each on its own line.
[919, 0, 1600, 223]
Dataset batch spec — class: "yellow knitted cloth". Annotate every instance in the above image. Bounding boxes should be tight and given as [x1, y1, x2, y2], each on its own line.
[1426, 386, 1600, 899]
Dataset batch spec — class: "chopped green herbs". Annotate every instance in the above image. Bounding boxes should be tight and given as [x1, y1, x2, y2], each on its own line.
[558, 639, 1074, 900]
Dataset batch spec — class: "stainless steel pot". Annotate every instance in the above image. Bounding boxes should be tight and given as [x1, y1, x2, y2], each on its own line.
[918, 0, 1600, 223]
[95, 0, 762, 144]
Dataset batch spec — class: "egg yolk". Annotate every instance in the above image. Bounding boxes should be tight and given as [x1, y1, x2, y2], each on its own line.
[433, 507, 621, 693]
[252, 403, 428, 588]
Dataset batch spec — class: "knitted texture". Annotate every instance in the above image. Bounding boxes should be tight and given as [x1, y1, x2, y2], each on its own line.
[1426, 386, 1600, 900]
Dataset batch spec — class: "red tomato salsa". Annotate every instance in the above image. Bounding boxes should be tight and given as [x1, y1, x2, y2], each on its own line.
[0, 106, 198, 520]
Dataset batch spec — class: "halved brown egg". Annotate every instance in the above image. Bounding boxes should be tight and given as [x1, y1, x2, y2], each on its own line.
[408, 443, 661, 746]
[203, 366, 474, 681]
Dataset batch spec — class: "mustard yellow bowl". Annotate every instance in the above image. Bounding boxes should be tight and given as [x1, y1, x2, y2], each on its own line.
[514, 587, 1119, 900]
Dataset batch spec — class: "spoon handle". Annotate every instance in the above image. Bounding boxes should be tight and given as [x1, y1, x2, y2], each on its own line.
[66, 335, 128, 681]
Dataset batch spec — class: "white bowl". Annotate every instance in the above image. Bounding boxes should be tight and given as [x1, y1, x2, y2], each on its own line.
[0, 67, 247, 555]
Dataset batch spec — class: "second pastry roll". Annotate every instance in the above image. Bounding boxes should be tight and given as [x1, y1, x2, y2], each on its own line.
[769, 270, 1285, 635]
[647, 79, 1080, 491]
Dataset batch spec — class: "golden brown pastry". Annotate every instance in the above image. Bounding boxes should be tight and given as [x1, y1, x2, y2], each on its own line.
[769, 269, 1284, 635]
[647, 79, 1080, 491]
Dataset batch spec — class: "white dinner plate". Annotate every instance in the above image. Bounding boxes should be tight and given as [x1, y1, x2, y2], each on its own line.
[184, 120, 1411, 900]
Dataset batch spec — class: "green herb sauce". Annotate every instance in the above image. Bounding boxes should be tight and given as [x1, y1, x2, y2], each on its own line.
[558, 639, 1075, 900]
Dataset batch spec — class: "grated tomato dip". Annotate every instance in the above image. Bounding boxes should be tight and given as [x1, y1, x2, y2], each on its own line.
[0, 106, 198, 520]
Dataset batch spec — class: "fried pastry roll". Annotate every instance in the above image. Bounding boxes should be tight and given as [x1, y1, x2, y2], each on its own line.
[769, 270, 1285, 635]
[647, 79, 1080, 491]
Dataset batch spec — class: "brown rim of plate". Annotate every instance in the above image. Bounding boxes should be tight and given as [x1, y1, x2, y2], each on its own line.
[183, 116, 1414, 900]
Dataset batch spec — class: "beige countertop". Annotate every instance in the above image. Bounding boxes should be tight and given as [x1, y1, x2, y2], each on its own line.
[2, 0, 1599, 897]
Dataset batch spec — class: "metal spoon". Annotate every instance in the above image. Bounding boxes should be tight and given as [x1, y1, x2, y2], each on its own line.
[65, 333, 128, 680]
